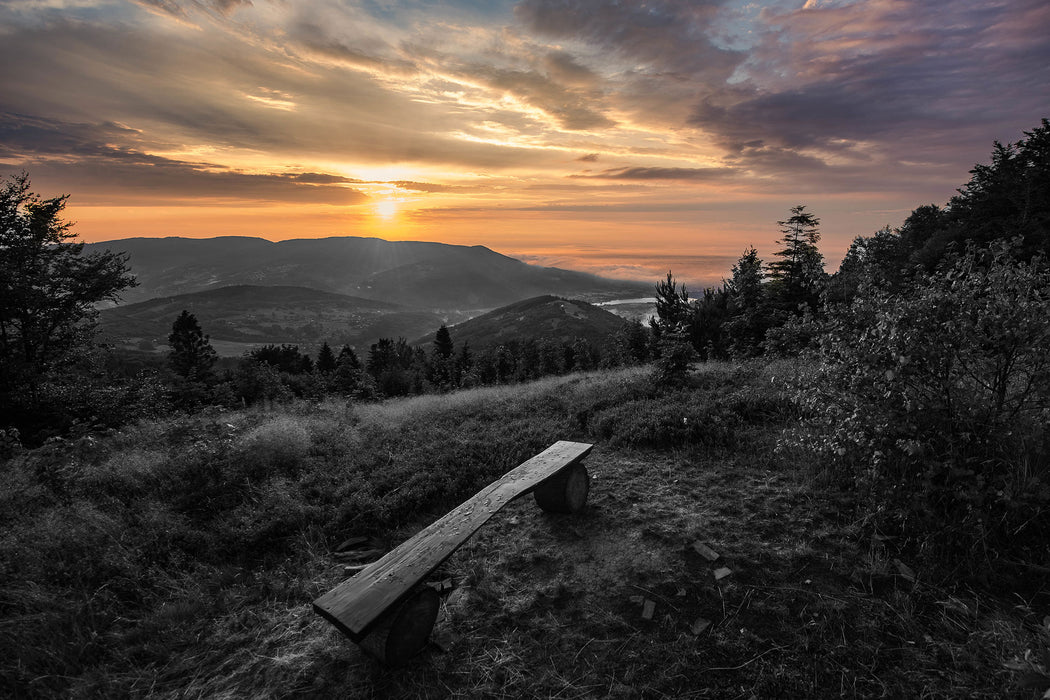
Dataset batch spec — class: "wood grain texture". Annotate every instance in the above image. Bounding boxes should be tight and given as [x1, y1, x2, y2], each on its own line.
[313, 440, 593, 641]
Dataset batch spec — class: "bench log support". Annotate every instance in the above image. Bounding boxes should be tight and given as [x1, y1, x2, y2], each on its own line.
[313, 440, 593, 665]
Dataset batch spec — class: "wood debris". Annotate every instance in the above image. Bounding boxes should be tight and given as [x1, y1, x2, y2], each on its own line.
[692, 541, 720, 561]
[713, 567, 732, 581]
[641, 599, 656, 620]
[427, 578, 454, 593]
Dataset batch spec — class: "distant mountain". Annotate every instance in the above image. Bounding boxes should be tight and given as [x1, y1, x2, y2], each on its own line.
[86, 236, 650, 310]
[417, 295, 629, 350]
[99, 285, 448, 356]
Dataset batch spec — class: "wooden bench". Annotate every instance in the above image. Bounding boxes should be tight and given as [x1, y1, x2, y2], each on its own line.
[313, 440, 593, 665]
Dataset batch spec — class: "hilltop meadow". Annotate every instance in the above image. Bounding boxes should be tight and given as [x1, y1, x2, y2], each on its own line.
[3, 363, 1048, 698]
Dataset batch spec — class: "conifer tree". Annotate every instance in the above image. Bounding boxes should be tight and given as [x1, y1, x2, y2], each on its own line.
[767, 205, 825, 309]
[653, 271, 692, 334]
[333, 345, 362, 394]
[433, 325, 454, 358]
[316, 341, 337, 373]
[168, 310, 217, 381]
[727, 246, 764, 309]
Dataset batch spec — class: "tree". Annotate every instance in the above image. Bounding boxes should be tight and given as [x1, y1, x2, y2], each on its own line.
[315, 342, 337, 374]
[689, 285, 730, 360]
[433, 325, 454, 359]
[831, 227, 909, 302]
[722, 247, 773, 357]
[248, 344, 313, 374]
[767, 205, 826, 309]
[0, 173, 136, 394]
[652, 271, 692, 335]
[332, 345, 362, 394]
[947, 118, 1050, 257]
[167, 310, 217, 381]
[795, 239, 1050, 559]
[726, 246, 764, 309]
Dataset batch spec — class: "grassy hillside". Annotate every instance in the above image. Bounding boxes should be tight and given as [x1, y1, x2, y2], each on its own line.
[99, 285, 449, 355]
[415, 295, 630, 350]
[2, 364, 1047, 698]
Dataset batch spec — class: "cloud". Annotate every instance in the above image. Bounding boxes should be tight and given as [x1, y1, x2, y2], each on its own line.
[575, 153, 599, 162]
[460, 64, 615, 130]
[573, 166, 735, 181]
[1, 112, 368, 204]
[0, 16, 567, 173]
[692, 0, 1050, 167]
[133, 0, 250, 19]
[514, 0, 739, 79]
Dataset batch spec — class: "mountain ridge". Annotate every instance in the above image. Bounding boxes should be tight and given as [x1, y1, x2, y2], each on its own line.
[86, 235, 650, 309]
[415, 295, 629, 351]
[98, 284, 450, 356]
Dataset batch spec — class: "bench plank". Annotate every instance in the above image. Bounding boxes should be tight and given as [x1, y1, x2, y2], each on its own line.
[313, 440, 593, 642]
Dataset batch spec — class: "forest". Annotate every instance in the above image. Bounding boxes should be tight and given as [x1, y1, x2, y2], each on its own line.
[1, 120, 1048, 698]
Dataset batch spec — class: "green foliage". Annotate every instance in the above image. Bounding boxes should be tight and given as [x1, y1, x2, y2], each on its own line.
[315, 341, 337, 374]
[233, 360, 294, 405]
[654, 332, 697, 383]
[834, 119, 1050, 294]
[0, 174, 136, 437]
[766, 205, 826, 311]
[235, 416, 312, 475]
[652, 271, 691, 336]
[688, 285, 730, 360]
[248, 344, 314, 374]
[945, 118, 1050, 258]
[789, 240, 1050, 559]
[589, 383, 787, 449]
[433, 324, 454, 359]
[167, 310, 217, 381]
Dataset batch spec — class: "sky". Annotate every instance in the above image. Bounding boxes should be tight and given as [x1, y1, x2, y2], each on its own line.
[1, 0, 1048, 287]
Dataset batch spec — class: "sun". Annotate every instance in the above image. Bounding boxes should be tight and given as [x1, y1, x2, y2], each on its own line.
[375, 199, 398, 221]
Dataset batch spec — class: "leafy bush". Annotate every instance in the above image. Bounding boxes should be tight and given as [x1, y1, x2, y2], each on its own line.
[235, 416, 312, 476]
[788, 240, 1050, 560]
[653, 332, 697, 384]
[586, 367, 791, 449]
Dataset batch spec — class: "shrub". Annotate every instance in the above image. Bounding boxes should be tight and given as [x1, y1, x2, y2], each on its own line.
[235, 417, 311, 476]
[653, 332, 697, 384]
[787, 240, 1050, 561]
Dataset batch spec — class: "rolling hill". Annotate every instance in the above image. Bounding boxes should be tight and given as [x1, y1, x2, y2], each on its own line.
[98, 285, 449, 356]
[86, 236, 651, 310]
[417, 295, 629, 350]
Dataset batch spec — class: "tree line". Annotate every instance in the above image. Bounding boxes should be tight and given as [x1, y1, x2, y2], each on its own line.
[652, 118, 1050, 371]
[165, 311, 654, 409]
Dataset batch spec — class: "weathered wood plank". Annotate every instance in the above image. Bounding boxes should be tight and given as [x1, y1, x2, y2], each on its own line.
[313, 440, 593, 641]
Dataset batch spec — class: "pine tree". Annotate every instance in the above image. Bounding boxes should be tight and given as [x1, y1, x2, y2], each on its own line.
[433, 324, 454, 359]
[653, 271, 692, 335]
[168, 310, 217, 381]
[767, 205, 825, 309]
[727, 246, 764, 309]
[333, 345, 362, 394]
[337, 344, 361, 370]
[316, 341, 337, 373]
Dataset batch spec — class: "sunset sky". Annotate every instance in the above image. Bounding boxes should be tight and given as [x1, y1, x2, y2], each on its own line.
[2, 0, 1048, 286]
